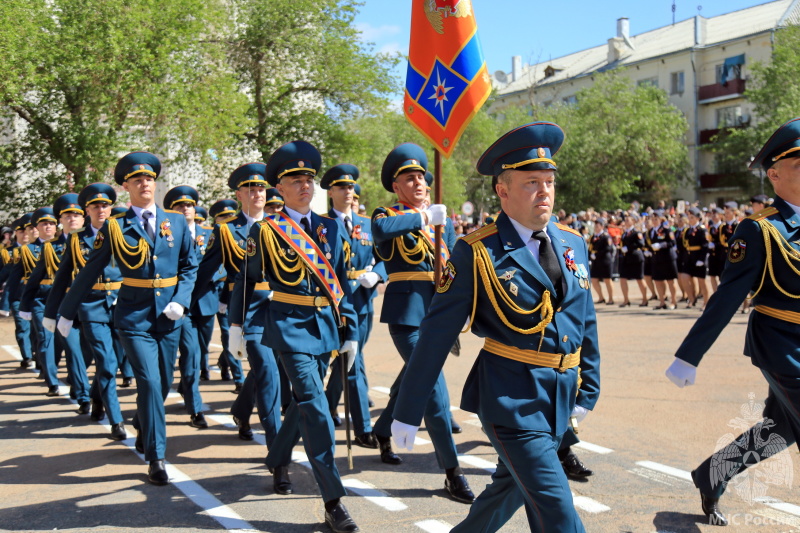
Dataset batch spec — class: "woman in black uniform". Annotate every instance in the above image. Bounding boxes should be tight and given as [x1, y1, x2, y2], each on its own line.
[618, 213, 647, 307]
[590, 217, 615, 305]
[648, 210, 678, 310]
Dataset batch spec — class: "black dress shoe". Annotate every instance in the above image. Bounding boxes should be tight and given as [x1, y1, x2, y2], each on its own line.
[135, 431, 144, 454]
[148, 459, 170, 485]
[451, 417, 462, 434]
[233, 382, 243, 394]
[691, 469, 728, 526]
[90, 398, 105, 421]
[368, 396, 374, 408]
[233, 416, 253, 440]
[330, 411, 342, 427]
[120, 377, 133, 388]
[199, 370, 209, 381]
[445, 474, 475, 503]
[562, 451, 593, 479]
[110, 423, 127, 441]
[220, 368, 232, 381]
[190, 412, 209, 429]
[353, 432, 378, 449]
[325, 502, 360, 532]
[20, 359, 32, 368]
[271, 465, 293, 495]
[76, 401, 91, 415]
[46, 385, 59, 397]
[376, 435, 402, 465]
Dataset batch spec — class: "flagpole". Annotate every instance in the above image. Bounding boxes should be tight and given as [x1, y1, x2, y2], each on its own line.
[434, 149, 443, 287]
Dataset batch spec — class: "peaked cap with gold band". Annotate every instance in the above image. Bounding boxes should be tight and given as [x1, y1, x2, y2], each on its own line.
[113, 151, 161, 185]
[353, 183, 361, 199]
[32, 207, 57, 225]
[265, 187, 284, 206]
[164, 185, 199, 209]
[476, 122, 565, 185]
[424, 170, 433, 192]
[194, 205, 208, 223]
[13, 213, 32, 232]
[78, 183, 116, 208]
[53, 193, 83, 217]
[750, 117, 800, 171]
[380, 143, 428, 192]
[209, 199, 238, 219]
[265, 140, 321, 187]
[320, 164, 359, 190]
[228, 162, 268, 190]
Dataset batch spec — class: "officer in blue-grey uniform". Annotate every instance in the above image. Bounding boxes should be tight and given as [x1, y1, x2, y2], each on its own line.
[0, 214, 34, 368]
[321, 164, 385, 448]
[391, 123, 601, 533]
[44, 184, 126, 440]
[192, 204, 214, 381]
[666, 118, 800, 526]
[0, 226, 13, 316]
[164, 185, 210, 429]
[369, 143, 475, 504]
[241, 140, 360, 533]
[56, 152, 198, 486]
[108, 206, 135, 389]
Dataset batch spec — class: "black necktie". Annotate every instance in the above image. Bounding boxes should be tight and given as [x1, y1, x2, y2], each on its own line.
[532, 231, 562, 300]
[142, 211, 155, 241]
[344, 215, 353, 237]
[300, 216, 312, 236]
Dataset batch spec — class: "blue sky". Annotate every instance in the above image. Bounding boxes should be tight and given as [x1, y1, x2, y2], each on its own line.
[354, 0, 777, 85]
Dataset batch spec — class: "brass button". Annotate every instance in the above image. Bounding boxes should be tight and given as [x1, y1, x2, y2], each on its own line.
[156, 291, 161, 296]
[105, 277, 111, 282]
[155, 274, 161, 278]
[152, 255, 158, 260]
[562, 335, 568, 343]
[556, 307, 562, 312]
[315, 287, 321, 292]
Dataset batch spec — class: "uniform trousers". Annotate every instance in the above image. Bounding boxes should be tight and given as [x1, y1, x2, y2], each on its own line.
[84, 321, 124, 424]
[60, 323, 90, 403]
[216, 312, 244, 383]
[325, 311, 372, 435]
[373, 324, 458, 470]
[193, 313, 215, 376]
[266, 350, 346, 503]
[30, 302, 52, 383]
[121, 326, 181, 461]
[113, 328, 134, 381]
[10, 301, 32, 362]
[177, 316, 204, 415]
[451, 421, 585, 533]
[229, 338, 282, 447]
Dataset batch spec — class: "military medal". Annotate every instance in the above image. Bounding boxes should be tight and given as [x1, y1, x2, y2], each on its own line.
[316, 224, 332, 259]
[352, 224, 361, 240]
[563, 248, 578, 272]
[160, 219, 173, 241]
[93, 231, 105, 250]
[498, 269, 516, 281]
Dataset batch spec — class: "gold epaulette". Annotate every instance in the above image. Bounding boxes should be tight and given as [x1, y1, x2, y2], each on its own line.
[555, 223, 581, 237]
[220, 214, 238, 224]
[111, 212, 126, 219]
[463, 223, 498, 245]
[748, 206, 779, 221]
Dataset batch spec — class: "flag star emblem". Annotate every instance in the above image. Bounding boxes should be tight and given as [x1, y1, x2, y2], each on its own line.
[428, 68, 453, 119]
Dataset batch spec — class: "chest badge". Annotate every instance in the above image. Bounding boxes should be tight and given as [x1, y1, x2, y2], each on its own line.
[509, 282, 519, 297]
[498, 269, 516, 281]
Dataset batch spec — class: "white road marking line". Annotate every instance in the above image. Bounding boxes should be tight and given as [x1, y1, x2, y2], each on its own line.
[416, 519, 454, 532]
[573, 440, 613, 455]
[464, 419, 484, 428]
[635, 461, 692, 482]
[2, 345, 22, 360]
[572, 494, 611, 513]
[342, 478, 407, 511]
[371, 386, 391, 395]
[458, 454, 496, 473]
[414, 436, 431, 445]
[450, 406, 460, 412]
[754, 497, 800, 518]
[753, 507, 800, 527]
[210, 343, 223, 349]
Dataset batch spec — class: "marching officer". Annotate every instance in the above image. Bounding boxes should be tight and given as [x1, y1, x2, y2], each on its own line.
[56, 151, 198, 485]
[705, 207, 724, 292]
[391, 122, 601, 533]
[241, 140, 361, 533]
[647, 210, 678, 309]
[666, 118, 800, 526]
[370, 143, 474, 503]
[0, 214, 34, 368]
[618, 212, 648, 307]
[682, 207, 710, 308]
[321, 164, 385, 448]
[589, 217, 615, 305]
[44, 184, 126, 440]
[192, 204, 213, 381]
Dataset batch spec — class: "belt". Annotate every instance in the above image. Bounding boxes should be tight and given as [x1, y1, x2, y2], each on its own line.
[228, 281, 270, 291]
[92, 282, 122, 291]
[122, 276, 178, 288]
[483, 338, 581, 372]
[388, 272, 434, 283]
[39, 279, 53, 286]
[347, 269, 367, 280]
[755, 305, 800, 324]
[685, 245, 702, 251]
[271, 291, 330, 307]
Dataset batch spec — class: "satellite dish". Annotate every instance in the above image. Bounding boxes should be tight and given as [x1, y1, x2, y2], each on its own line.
[494, 70, 508, 84]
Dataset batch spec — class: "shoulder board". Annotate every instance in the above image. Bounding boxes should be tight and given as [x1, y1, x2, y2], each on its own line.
[111, 212, 126, 219]
[463, 223, 498, 245]
[220, 214, 238, 224]
[164, 209, 181, 214]
[555, 223, 581, 237]
[747, 206, 779, 221]
[318, 214, 334, 220]
[201, 224, 214, 230]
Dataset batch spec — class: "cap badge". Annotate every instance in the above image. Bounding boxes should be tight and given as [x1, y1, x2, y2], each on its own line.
[538, 148, 546, 158]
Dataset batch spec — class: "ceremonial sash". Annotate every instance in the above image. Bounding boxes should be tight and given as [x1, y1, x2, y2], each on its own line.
[386, 202, 449, 264]
[263, 212, 344, 308]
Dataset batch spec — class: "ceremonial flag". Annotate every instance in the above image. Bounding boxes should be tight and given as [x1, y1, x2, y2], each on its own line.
[404, 0, 491, 158]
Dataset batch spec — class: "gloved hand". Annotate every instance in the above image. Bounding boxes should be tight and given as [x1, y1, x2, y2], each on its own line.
[162, 302, 185, 321]
[391, 419, 419, 451]
[42, 317, 56, 333]
[708, 242, 715, 250]
[19, 311, 32, 321]
[358, 271, 381, 289]
[424, 204, 447, 226]
[571, 405, 589, 424]
[230, 325, 245, 360]
[621, 246, 628, 253]
[218, 302, 228, 315]
[57, 317, 73, 338]
[665, 357, 697, 388]
[643, 251, 652, 257]
[266, 291, 274, 301]
[695, 260, 705, 267]
[651, 242, 662, 251]
[590, 253, 596, 260]
[339, 340, 358, 372]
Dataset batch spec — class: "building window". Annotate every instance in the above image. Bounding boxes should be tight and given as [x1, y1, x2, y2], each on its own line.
[670, 71, 685, 95]
[562, 95, 577, 106]
[715, 55, 745, 85]
[637, 77, 658, 88]
[716, 105, 742, 128]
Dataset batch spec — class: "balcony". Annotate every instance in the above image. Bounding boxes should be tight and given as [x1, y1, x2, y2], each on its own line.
[698, 78, 746, 104]
[698, 125, 745, 145]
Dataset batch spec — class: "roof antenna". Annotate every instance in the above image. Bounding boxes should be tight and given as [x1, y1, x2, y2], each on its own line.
[672, 1, 676, 25]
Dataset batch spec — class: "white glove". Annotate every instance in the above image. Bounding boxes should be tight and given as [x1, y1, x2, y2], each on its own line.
[358, 271, 380, 289]
[162, 302, 185, 321]
[708, 243, 715, 250]
[230, 325, 245, 360]
[391, 419, 419, 451]
[42, 317, 56, 333]
[665, 357, 697, 388]
[590, 253, 596, 260]
[651, 242, 662, 251]
[57, 317, 73, 338]
[19, 311, 32, 321]
[695, 260, 704, 267]
[266, 291, 274, 300]
[643, 251, 652, 257]
[621, 246, 628, 253]
[339, 340, 358, 372]
[571, 405, 589, 424]
[218, 302, 228, 315]
[112, 298, 117, 306]
[424, 204, 447, 226]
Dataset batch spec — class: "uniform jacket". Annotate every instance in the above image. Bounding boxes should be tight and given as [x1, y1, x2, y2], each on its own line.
[394, 212, 601, 436]
[188, 223, 220, 317]
[620, 228, 646, 264]
[682, 224, 709, 265]
[20, 235, 65, 313]
[58, 206, 197, 332]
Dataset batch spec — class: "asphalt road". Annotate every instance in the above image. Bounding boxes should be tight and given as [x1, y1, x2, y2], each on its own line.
[0, 287, 798, 533]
